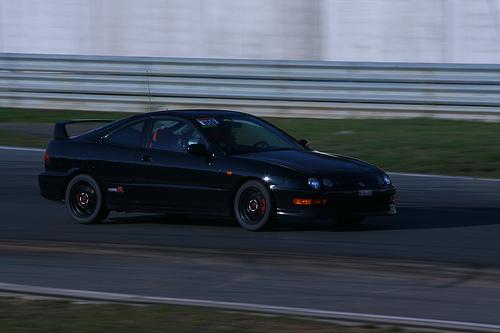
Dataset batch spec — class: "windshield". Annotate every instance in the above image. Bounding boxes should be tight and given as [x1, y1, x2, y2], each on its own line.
[197, 115, 304, 155]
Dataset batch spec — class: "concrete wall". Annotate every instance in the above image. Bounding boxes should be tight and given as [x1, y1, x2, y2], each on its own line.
[0, 0, 499, 63]
[320, 0, 500, 63]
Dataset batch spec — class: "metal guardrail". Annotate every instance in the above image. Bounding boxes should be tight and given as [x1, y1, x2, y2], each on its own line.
[1, 52, 500, 120]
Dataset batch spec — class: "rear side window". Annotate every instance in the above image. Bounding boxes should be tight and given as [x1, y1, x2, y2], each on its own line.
[106, 121, 145, 147]
[147, 118, 206, 153]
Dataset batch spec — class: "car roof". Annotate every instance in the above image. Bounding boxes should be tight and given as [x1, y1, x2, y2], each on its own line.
[144, 109, 249, 119]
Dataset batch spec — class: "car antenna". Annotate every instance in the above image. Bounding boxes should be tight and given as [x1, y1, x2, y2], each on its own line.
[146, 69, 153, 113]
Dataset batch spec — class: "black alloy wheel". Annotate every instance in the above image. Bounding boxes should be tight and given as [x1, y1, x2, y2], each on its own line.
[65, 174, 109, 224]
[234, 180, 273, 231]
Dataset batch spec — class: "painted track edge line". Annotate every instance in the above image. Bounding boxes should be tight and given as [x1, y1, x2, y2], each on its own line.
[0, 282, 499, 332]
[389, 172, 500, 182]
[0, 145, 44, 152]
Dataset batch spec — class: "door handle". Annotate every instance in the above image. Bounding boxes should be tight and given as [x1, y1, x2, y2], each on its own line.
[140, 155, 153, 162]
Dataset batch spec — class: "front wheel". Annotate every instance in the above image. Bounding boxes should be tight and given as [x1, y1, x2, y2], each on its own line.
[234, 180, 274, 231]
[65, 174, 109, 224]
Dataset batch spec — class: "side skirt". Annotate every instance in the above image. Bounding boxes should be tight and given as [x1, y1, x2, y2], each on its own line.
[107, 204, 231, 217]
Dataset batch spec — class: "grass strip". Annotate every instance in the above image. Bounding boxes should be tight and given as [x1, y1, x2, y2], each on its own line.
[0, 297, 428, 333]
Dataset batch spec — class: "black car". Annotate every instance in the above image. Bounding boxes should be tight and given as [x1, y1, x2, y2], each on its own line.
[39, 109, 396, 231]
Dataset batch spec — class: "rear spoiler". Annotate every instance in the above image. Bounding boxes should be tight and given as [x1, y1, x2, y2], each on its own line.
[54, 119, 114, 140]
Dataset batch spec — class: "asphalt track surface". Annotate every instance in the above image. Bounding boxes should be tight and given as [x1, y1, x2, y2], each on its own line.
[1, 148, 500, 327]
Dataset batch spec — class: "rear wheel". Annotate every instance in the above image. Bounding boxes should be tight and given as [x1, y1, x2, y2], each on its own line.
[65, 174, 109, 224]
[234, 180, 274, 231]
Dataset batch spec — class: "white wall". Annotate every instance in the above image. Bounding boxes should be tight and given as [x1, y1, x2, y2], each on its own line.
[0, 0, 499, 63]
[320, 0, 500, 63]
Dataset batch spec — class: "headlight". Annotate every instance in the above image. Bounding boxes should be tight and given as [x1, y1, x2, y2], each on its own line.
[382, 174, 391, 185]
[307, 177, 321, 190]
[322, 178, 334, 188]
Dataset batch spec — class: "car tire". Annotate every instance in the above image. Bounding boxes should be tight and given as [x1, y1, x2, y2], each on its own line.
[234, 180, 274, 231]
[65, 174, 109, 224]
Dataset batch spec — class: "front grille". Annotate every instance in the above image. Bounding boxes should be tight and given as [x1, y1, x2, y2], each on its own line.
[331, 173, 383, 191]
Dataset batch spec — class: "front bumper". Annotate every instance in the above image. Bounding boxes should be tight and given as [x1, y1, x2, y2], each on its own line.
[272, 186, 396, 221]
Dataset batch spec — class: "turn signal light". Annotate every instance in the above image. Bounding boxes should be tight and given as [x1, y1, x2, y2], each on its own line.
[293, 198, 327, 206]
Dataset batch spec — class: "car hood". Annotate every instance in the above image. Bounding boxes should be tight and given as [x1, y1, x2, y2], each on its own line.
[235, 149, 378, 175]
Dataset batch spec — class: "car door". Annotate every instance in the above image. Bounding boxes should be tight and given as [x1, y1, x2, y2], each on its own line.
[94, 119, 147, 208]
[134, 117, 230, 214]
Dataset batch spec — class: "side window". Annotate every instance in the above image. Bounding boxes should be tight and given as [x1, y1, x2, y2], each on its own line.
[106, 121, 145, 147]
[147, 118, 205, 153]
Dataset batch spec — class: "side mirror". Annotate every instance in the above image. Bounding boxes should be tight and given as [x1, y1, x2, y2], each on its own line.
[298, 139, 310, 149]
[187, 143, 208, 156]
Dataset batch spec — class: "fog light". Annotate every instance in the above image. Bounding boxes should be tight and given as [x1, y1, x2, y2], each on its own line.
[293, 198, 327, 206]
[293, 198, 312, 205]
